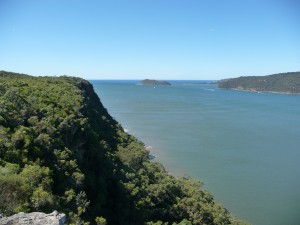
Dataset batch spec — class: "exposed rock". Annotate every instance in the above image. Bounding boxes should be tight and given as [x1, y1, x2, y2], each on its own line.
[0, 211, 66, 225]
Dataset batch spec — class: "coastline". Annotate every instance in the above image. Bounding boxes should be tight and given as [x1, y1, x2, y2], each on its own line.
[91, 80, 300, 225]
[219, 87, 300, 95]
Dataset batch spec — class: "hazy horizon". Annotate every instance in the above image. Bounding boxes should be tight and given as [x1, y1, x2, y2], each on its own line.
[1, 0, 299, 80]
[2, 69, 299, 81]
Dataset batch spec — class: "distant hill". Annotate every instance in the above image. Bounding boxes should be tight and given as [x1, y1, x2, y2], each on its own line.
[218, 72, 300, 94]
[139, 79, 171, 86]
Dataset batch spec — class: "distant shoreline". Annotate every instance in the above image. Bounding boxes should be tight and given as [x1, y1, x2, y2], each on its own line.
[220, 87, 300, 95]
[218, 72, 300, 94]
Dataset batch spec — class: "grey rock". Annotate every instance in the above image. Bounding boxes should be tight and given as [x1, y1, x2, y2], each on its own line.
[0, 211, 66, 225]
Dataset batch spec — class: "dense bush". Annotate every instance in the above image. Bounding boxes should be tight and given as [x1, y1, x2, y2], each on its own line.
[0, 71, 249, 225]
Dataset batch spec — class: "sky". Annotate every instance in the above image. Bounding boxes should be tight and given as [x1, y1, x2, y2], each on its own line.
[0, 0, 299, 80]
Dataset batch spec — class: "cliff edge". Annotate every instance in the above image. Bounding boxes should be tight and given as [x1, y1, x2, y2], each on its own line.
[0, 71, 249, 225]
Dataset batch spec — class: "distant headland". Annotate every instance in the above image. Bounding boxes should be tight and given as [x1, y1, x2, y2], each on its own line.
[139, 79, 171, 86]
[218, 72, 300, 94]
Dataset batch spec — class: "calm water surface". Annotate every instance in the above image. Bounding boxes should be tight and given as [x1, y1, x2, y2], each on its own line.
[91, 80, 300, 225]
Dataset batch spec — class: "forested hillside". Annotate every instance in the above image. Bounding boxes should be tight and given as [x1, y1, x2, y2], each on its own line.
[0, 71, 248, 225]
[218, 72, 300, 93]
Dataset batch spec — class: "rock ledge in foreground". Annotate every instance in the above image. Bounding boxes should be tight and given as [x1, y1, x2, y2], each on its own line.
[0, 211, 66, 225]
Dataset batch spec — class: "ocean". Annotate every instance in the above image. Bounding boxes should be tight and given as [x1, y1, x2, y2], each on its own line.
[91, 80, 300, 225]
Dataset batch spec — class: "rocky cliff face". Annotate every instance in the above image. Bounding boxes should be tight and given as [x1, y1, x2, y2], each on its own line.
[0, 211, 66, 225]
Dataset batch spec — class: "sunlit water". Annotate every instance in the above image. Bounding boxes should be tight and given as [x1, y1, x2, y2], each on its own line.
[91, 80, 300, 225]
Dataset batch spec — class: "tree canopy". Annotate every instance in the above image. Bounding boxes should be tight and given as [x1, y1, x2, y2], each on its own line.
[218, 72, 300, 93]
[0, 71, 249, 225]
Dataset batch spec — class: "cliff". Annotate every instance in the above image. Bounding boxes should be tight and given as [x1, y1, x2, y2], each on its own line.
[218, 72, 300, 93]
[0, 71, 249, 225]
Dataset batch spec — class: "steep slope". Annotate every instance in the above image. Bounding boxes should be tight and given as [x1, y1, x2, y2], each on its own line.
[218, 72, 300, 93]
[0, 71, 248, 225]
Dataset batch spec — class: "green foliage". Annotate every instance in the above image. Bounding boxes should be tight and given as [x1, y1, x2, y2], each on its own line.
[173, 219, 192, 225]
[146, 221, 168, 225]
[95, 216, 107, 225]
[0, 71, 249, 225]
[218, 72, 300, 93]
[0, 163, 53, 214]
[0, 165, 23, 215]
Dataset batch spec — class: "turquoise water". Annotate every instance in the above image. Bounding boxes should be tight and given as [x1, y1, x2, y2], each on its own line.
[91, 80, 300, 225]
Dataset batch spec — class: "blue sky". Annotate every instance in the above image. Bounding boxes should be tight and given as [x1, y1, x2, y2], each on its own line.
[0, 0, 299, 80]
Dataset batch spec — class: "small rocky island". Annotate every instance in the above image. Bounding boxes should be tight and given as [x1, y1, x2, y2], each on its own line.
[139, 79, 171, 86]
[218, 72, 300, 94]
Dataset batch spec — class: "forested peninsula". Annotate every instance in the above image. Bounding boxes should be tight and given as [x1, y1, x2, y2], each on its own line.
[0, 71, 248, 225]
[218, 72, 300, 94]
